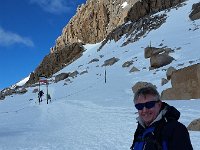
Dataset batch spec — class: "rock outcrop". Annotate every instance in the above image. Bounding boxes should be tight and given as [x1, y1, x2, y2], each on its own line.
[161, 63, 200, 100]
[144, 46, 174, 69]
[166, 66, 176, 80]
[26, 0, 138, 85]
[25, 0, 185, 85]
[99, 13, 167, 50]
[55, 73, 70, 83]
[132, 82, 156, 93]
[99, 0, 185, 50]
[26, 43, 84, 85]
[51, 0, 138, 53]
[102, 57, 120, 66]
[189, 2, 200, 21]
[150, 53, 174, 69]
[125, 0, 184, 22]
[0, 86, 27, 100]
[187, 118, 200, 131]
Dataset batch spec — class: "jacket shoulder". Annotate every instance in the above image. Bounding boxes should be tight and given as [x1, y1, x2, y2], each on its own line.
[163, 120, 193, 150]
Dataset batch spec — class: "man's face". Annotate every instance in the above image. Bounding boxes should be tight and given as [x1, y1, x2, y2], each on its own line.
[136, 94, 161, 126]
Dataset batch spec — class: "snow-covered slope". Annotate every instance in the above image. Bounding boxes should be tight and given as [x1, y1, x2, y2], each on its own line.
[0, 0, 200, 149]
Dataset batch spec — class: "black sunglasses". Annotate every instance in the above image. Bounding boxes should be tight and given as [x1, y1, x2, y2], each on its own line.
[135, 100, 160, 110]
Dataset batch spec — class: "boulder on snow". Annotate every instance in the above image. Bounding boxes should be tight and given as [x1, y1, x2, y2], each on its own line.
[150, 53, 174, 69]
[55, 73, 70, 83]
[145, 47, 164, 58]
[16, 88, 27, 94]
[189, 2, 200, 21]
[32, 88, 39, 93]
[129, 66, 140, 73]
[145, 47, 173, 58]
[161, 78, 168, 86]
[125, 0, 184, 22]
[132, 82, 157, 94]
[0, 92, 5, 100]
[122, 60, 133, 68]
[69, 71, 79, 78]
[102, 57, 119, 66]
[161, 63, 200, 100]
[80, 70, 88, 75]
[89, 58, 99, 64]
[187, 118, 200, 131]
[166, 66, 176, 80]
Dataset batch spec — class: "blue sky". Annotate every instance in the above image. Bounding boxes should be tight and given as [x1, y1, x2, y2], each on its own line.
[0, 0, 86, 90]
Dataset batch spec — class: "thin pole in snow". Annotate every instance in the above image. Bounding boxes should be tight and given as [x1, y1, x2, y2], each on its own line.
[46, 81, 49, 104]
[38, 81, 41, 104]
[104, 66, 107, 83]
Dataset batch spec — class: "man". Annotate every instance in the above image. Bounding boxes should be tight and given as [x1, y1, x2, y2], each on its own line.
[130, 86, 193, 150]
[38, 90, 44, 103]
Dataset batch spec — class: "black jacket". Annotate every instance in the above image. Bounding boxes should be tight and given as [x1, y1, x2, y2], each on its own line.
[131, 102, 193, 150]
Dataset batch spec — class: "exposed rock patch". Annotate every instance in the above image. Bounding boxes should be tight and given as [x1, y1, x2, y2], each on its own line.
[132, 82, 156, 93]
[122, 60, 133, 67]
[102, 57, 120, 66]
[150, 53, 174, 69]
[144, 46, 175, 69]
[129, 66, 140, 73]
[55, 73, 70, 83]
[145, 47, 173, 59]
[189, 2, 200, 21]
[80, 70, 88, 75]
[99, 13, 167, 50]
[187, 118, 200, 131]
[89, 58, 99, 64]
[69, 71, 79, 78]
[99, 0, 185, 50]
[26, 43, 84, 85]
[166, 66, 176, 80]
[125, 0, 184, 22]
[161, 78, 168, 86]
[51, 0, 138, 53]
[161, 63, 200, 100]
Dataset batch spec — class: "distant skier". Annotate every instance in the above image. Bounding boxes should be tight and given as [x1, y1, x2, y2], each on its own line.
[38, 90, 44, 103]
[130, 87, 193, 150]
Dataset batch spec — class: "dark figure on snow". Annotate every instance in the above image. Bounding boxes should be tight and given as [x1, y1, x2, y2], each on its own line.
[38, 90, 44, 103]
[130, 87, 193, 150]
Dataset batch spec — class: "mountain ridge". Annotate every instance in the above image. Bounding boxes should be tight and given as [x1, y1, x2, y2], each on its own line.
[26, 0, 186, 86]
[1, 0, 200, 100]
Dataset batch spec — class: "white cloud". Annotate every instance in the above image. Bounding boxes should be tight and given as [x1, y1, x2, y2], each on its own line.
[0, 27, 34, 47]
[30, 0, 72, 14]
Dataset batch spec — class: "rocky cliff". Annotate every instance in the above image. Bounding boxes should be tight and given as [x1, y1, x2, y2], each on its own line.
[27, 0, 139, 84]
[27, 0, 185, 85]
[50, 0, 138, 52]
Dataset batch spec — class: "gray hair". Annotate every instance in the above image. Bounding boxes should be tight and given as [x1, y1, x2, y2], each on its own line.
[133, 87, 160, 104]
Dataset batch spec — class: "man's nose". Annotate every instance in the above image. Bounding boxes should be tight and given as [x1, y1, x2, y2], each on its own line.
[141, 106, 148, 112]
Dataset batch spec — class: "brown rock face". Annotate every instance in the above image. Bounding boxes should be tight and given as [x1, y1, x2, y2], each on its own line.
[125, 0, 185, 22]
[26, 43, 84, 85]
[189, 2, 200, 21]
[187, 118, 200, 131]
[150, 53, 174, 69]
[161, 63, 200, 100]
[132, 82, 156, 93]
[51, 0, 138, 53]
